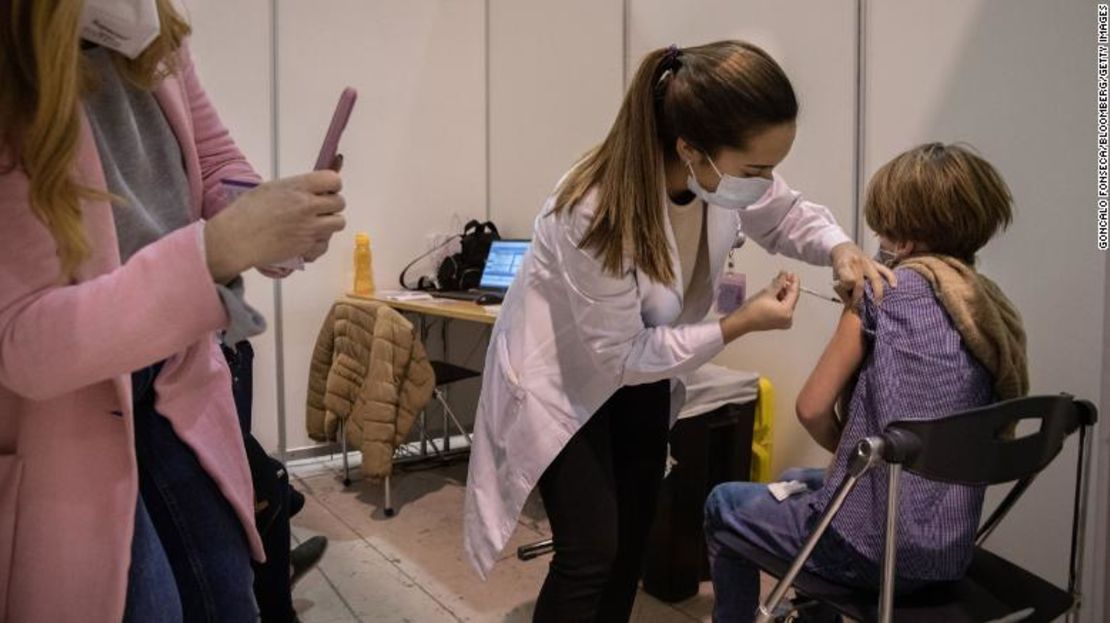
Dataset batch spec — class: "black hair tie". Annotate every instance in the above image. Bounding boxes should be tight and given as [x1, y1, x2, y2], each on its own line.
[662, 44, 682, 70]
[655, 44, 682, 100]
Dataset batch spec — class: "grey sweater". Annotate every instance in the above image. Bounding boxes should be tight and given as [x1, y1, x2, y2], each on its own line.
[82, 46, 265, 345]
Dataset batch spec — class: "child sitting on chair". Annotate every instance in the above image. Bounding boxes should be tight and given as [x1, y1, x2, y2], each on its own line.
[704, 143, 1028, 622]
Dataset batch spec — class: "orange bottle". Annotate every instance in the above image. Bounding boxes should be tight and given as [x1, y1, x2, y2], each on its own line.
[354, 232, 375, 295]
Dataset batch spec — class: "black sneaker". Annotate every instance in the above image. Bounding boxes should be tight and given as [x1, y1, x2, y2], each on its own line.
[290, 536, 328, 587]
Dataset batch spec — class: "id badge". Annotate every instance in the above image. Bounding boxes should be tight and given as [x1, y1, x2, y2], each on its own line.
[716, 272, 746, 315]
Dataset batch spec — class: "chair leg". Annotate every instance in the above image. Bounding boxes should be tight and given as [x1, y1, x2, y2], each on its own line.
[419, 408, 428, 456]
[435, 389, 473, 446]
[755, 471, 866, 623]
[384, 474, 395, 518]
[879, 463, 903, 623]
[755, 436, 886, 623]
[433, 387, 449, 452]
[413, 406, 443, 457]
[517, 539, 554, 561]
[341, 418, 351, 487]
[1066, 424, 1095, 622]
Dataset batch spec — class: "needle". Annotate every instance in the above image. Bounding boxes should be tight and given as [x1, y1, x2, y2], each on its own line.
[800, 286, 842, 304]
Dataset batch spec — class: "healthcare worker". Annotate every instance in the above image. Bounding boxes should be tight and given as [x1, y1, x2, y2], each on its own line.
[462, 41, 894, 622]
[0, 1, 344, 621]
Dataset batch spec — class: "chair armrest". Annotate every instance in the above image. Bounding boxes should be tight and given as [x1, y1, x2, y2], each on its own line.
[880, 427, 922, 465]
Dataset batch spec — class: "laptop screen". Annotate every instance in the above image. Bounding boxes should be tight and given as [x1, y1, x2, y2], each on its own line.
[479, 240, 530, 290]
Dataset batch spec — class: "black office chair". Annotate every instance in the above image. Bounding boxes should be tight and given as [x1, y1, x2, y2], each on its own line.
[711, 394, 1098, 623]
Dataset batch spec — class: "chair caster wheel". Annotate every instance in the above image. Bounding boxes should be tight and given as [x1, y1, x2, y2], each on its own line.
[385, 507, 396, 518]
[342, 478, 351, 487]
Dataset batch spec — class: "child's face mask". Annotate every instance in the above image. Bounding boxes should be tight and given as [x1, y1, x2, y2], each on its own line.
[80, 0, 161, 59]
[875, 236, 914, 267]
[875, 246, 899, 267]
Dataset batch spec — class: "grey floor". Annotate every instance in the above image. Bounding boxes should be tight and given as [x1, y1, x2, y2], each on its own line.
[287, 454, 736, 622]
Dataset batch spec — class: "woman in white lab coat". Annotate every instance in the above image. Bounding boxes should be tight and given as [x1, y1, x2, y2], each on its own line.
[462, 41, 893, 622]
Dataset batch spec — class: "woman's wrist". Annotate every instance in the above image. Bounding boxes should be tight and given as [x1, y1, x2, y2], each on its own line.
[829, 241, 855, 265]
[202, 220, 244, 284]
[719, 307, 752, 343]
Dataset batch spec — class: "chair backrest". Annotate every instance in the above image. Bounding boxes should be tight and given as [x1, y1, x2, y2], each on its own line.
[885, 395, 1097, 486]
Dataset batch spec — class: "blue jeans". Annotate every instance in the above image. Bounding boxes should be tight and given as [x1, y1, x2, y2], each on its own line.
[123, 496, 183, 622]
[705, 468, 921, 623]
[124, 362, 257, 623]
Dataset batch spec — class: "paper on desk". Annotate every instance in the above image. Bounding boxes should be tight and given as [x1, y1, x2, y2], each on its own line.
[377, 290, 435, 302]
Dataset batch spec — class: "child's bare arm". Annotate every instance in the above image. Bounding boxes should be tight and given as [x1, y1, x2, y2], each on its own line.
[796, 307, 866, 452]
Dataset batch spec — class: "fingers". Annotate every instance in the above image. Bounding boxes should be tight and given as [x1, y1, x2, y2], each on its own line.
[313, 213, 347, 236]
[833, 280, 853, 307]
[284, 170, 343, 194]
[781, 273, 799, 302]
[309, 192, 346, 216]
[863, 259, 884, 305]
[833, 253, 870, 308]
[876, 261, 898, 287]
[780, 276, 800, 313]
[851, 281, 865, 310]
[303, 239, 330, 262]
[770, 271, 795, 301]
[258, 265, 294, 279]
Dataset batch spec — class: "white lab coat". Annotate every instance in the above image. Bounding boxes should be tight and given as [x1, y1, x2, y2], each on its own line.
[462, 173, 851, 578]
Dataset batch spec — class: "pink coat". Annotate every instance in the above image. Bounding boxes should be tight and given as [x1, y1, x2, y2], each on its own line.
[0, 42, 265, 622]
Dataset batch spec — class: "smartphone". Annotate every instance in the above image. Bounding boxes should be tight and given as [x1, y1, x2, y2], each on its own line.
[314, 87, 358, 171]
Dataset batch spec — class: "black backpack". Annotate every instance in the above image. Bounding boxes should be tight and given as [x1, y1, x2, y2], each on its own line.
[435, 220, 500, 291]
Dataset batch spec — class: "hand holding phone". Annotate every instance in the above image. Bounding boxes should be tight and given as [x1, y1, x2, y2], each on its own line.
[220, 87, 357, 275]
[315, 87, 358, 171]
[273, 86, 357, 271]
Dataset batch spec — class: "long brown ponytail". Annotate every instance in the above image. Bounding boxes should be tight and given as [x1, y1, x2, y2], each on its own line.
[551, 40, 798, 284]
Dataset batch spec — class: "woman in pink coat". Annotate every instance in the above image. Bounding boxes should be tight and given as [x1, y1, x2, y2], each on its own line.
[0, 1, 346, 621]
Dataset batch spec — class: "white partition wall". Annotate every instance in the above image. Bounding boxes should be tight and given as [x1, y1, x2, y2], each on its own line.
[628, 0, 860, 473]
[487, 0, 624, 235]
[274, 0, 488, 452]
[864, 1, 1105, 609]
[179, 5, 1108, 616]
[182, 0, 281, 451]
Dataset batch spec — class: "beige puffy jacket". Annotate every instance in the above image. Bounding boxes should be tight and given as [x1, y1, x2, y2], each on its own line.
[307, 298, 434, 477]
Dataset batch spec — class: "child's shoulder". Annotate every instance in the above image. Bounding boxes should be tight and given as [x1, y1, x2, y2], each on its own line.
[859, 267, 939, 328]
[863, 267, 933, 304]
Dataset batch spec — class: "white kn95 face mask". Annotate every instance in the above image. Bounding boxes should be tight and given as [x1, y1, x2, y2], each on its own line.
[80, 0, 162, 59]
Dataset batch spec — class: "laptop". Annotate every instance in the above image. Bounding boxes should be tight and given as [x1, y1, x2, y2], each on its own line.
[434, 239, 530, 304]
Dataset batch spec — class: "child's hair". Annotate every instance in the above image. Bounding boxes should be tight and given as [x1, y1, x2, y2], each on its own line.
[551, 40, 797, 285]
[865, 143, 1013, 263]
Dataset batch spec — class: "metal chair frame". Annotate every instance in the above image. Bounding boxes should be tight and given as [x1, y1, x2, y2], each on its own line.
[753, 395, 1097, 623]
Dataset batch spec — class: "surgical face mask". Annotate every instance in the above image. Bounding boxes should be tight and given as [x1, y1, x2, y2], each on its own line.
[686, 156, 772, 212]
[80, 0, 162, 60]
[875, 246, 899, 267]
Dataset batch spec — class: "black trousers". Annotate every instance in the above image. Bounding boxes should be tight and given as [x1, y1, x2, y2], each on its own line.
[533, 380, 671, 623]
[223, 341, 303, 623]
